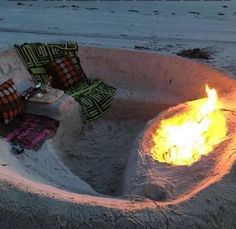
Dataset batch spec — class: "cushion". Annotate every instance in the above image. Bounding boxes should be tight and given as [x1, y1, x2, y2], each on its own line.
[15, 42, 88, 84]
[0, 79, 24, 124]
[49, 56, 82, 90]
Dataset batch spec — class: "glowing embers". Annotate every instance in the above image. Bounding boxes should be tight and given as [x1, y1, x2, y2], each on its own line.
[151, 85, 227, 166]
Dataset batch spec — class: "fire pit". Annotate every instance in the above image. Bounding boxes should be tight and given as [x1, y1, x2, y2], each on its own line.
[123, 87, 236, 202]
[151, 85, 227, 166]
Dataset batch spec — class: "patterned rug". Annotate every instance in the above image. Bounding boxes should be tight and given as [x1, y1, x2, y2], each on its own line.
[15, 42, 116, 122]
[0, 114, 59, 150]
[66, 79, 116, 122]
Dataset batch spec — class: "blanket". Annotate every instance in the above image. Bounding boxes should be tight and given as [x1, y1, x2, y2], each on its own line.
[0, 114, 59, 150]
[15, 42, 87, 83]
[14, 42, 116, 122]
[66, 79, 116, 122]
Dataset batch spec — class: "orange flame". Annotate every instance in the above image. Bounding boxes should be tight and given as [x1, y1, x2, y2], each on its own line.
[151, 85, 227, 166]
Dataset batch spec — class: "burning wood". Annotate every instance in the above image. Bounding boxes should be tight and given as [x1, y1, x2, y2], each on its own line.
[151, 85, 227, 166]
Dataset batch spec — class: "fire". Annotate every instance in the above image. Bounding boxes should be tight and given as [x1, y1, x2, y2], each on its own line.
[151, 85, 227, 166]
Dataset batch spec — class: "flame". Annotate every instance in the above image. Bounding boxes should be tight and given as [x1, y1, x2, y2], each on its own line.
[151, 85, 227, 166]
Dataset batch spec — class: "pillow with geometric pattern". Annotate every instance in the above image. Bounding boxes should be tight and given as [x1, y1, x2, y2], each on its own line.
[49, 56, 82, 90]
[0, 79, 24, 124]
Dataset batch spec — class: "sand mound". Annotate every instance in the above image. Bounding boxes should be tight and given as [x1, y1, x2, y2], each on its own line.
[123, 95, 236, 202]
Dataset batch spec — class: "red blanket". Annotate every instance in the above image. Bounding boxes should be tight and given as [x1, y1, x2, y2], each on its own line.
[1, 114, 59, 150]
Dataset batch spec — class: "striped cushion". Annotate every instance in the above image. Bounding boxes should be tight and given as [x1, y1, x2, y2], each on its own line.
[0, 79, 24, 123]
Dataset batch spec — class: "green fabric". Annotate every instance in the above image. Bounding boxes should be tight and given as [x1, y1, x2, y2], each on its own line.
[14, 42, 86, 83]
[67, 79, 116, 122]
[14, 42, 116, 122]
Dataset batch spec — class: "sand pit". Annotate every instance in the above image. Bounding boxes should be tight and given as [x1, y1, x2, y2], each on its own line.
[0, 46, 236, 228]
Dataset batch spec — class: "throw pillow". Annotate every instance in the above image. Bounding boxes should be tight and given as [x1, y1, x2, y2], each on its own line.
[0, 79, 24, 124]
[49, 56, 82, 90]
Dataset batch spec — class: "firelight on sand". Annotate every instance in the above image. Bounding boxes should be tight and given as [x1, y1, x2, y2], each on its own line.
[151, 85, 227, 166]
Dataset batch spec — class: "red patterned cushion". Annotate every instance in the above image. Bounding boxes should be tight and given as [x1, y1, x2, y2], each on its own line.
[0, 79, 24, 123]
[49, 56, 82, 90]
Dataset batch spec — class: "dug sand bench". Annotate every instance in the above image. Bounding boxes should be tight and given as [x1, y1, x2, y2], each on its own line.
[0, 46, 236, 229]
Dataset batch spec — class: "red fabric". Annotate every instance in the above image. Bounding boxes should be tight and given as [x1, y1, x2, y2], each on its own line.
[0, 79, 24, 123]
[4, 114, 59, 150]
